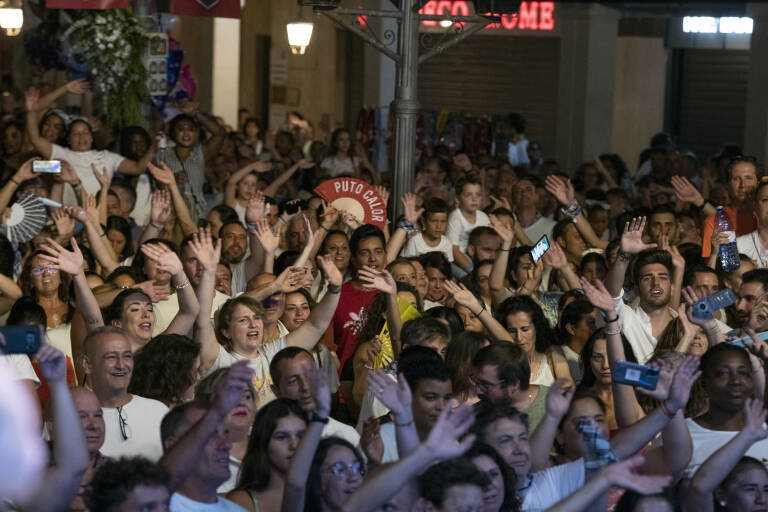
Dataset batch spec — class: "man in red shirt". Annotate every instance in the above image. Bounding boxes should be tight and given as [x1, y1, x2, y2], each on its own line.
[331, 224, 386, 370]
[701, 156, 760, 259]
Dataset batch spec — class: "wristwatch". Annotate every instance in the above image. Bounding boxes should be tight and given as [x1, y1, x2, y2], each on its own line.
[309, 411, 329, 424]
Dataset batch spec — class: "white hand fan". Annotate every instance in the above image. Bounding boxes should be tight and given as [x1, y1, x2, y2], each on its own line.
[6, 193, 47, 244]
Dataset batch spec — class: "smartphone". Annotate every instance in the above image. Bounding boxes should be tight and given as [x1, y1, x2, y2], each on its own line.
[531, 235, 550, 262]
[727, 330, 768, 348]
[33, 160, 61, 173]
[612, 361, 660, 390]
[282, 200, 301, 215]
[0, 326, 44, 355]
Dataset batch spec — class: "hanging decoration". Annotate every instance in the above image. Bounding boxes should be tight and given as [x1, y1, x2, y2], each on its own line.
[63, 9, 149, 129]
[171, 0, 240, 19]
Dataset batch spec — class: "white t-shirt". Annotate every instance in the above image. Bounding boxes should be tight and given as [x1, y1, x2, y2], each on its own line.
[217, 455, 242, 494]
[685, 417, 768, 476]
[170, 493, 246, 511]
[324, 417, 361, 447]
[380, 421, 399, 463]
[320, 156, 360, 177]
[208, 336, 288, 409]
[508, 137, 530, 167]
[131, 174, 152, 228]
[401, 233, 454, 262]
[737, 231, 768, 268]
[153, 290, 231, 336]
[0, 354, 40, 385]
[445, 208, 491, 253]
[101, 394, 169, 462]
[522, 216, 556, 247]
[520, 458, 585, 511]
[50, 144, 124, 196]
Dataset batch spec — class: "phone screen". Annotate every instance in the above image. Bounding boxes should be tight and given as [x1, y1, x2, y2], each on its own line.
[531, 235, 550, 262]
[33, 160, 62, 173]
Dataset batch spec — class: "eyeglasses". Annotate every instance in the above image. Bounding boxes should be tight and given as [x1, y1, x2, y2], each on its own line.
[471, 376, 506, 393]
[324, 461, 365, 478]
[32, 266, 59, 276]
[116, 406, 131, 441]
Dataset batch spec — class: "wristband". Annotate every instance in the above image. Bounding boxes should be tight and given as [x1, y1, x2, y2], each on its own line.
[394, 417, 414, 427]
[327, 283, 341, 294]
[174, 280, 190, 290]
[473, 303, 486, 318]
[603, 315, 618, 324]
[309, 411, 329, 424]
[397, 218, 416, 233]
[560, 200, 582, 219]
[9, 177, 19, 186]
[660, 400, 677, 418]
[605, 329, 621, 335]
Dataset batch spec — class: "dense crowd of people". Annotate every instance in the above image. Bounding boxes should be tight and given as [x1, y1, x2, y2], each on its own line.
[2, 76, 768, 512]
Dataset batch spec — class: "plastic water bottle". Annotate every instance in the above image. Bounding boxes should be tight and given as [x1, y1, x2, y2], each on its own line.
[156, 134, 167, 165]
[715, 207, 740, 272]
[692, 289, 736, 319]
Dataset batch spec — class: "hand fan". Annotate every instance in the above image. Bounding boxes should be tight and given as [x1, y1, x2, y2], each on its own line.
[314, 178, 387, 230]
[6, 193, 47, 244]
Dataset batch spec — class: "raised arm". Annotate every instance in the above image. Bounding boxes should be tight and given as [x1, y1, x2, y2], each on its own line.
[64, 198, 120, 276]
[24, 88, 53, 159]
[293, 215, 317, 269]
[386, 193, 423, 263]
[545, 175, 608, 250]
[188, 227, 222, 373]
[20, 344, 89, 512]
[263, 160, 313, 198]
[116, 140, 156, 176]
[488, 214, 515, 306]
[661, 235, 685, 310]
[368, 370, 420, 456]
[92, 164, 110, 226]
[148, 162, 197, 236]
[160, 360, 253, 491]
[542, 240, 580, 291]
[529, 380, 575, 472]
[286, 254, 342, 350]
[606, 217, 656, 297]
[671, 175, 716, 217]
[681, 286, 725, 349]
[224, 162, 270, 208]
[546, 456, 671, 512]
[444, 280, 513, 342]
[251, 219, 279, 274]
[140, 189, 172, 244]
[244, 192, 268, 280]
[282, 366, 330, 512]
[0, 158, 36, 214]
[685, 398, 767, 512]
[358, 267, 403, 357]
[340, 402, 476, 512]
[140, 243, 200, 336]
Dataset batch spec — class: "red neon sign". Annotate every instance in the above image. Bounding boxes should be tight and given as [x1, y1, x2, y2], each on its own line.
[419, 1, 555, 31]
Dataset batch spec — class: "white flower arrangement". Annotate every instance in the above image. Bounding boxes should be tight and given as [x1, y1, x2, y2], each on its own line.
[64, 9, 149, 128]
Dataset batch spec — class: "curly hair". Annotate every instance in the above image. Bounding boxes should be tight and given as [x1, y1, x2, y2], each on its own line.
[128, 334, 201, 406]
[462, 443, 520, 512]
[86, 456, 170, 511]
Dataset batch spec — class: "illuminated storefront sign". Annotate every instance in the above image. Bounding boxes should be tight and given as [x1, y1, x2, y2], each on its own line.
[419, 1, 555, 31]
[682, 16, 753, 34]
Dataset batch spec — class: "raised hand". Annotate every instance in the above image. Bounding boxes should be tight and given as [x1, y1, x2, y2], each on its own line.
[635, 359, 675, 401]
[365, 335, 383, 363]
[189, 227, 221, 272]
[51, 208, 75, 239]
[136, 279, 171, 303]
[742, 398, 768, 443]
[320, 200, 339, 229]
[317, 253, 343, 287]
[681, 286, 717, 328]
[25, 87, 40, 112]
[253, 219, 279, 254]
[91, 164, 110, 191]
[659, 234, 684, 269]
[401, 193, 424, 225]
[375, 186, 390, 207]
[58, 160, 79, 185]
[150, 189, 172, 227]
[38, 237, 84, 276]
[274, 266, 306, 294]
[141, 243, 183, 276]
[148, 161, 176, 186]
[620, 217, 656, 255]
[358, 266, 396, 294]
[83, 194, 100, 225]
[545, 379, 575, 419]
[670, 175, 704, 206]
[517, 259, 543, 296]
[424, 403, 476, 460]
[14, 157, 37, 182]
[489, 214, 515, 246]
[665, 355, 701, 413]
[212, 360, 255, 418]
[746, 329, 768, 364]
[443, 280, 481, 312]
[297, 159, 315, 170]
[544, 175, 576, 206]
[246, 190, 266, 224]
[36, 343, 67, 384]
[66, 78, 90, 94]
[600, 456, 672, 494]
[63, 205, 88, 224]
[306, 364, 331, 417]
[367, 370, 412, 419]
[543, 240, 568, 269]
[579, 277, 616, 315]
[488, 194, 511, 210]
[361, 417, 384, 465]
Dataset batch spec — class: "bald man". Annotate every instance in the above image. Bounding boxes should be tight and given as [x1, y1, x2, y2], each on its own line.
[66, 387, 109, 511]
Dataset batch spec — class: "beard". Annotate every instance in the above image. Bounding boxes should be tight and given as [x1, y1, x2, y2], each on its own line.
[222, 248, 245, 264]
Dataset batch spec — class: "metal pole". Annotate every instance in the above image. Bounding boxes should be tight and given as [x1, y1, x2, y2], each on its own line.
[390, 0, 419, 222]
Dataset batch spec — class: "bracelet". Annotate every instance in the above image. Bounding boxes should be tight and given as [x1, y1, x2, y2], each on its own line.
[394, 417, 414, 427]
[397, 218, 416, 233]
[309, 411, 329, 424]
[617, 251, 633, 262]
[603, 315, 619, 323]
[327, 283, 341, 294]
[605, 329, 621, 335]
[660, 400, 677, 418]
[499, 248, 512, 252]
[473, 303, 486, 318]
[9, 177, 19, 186]
[560, 200, 582, 219]
[174, 280, 190, 290]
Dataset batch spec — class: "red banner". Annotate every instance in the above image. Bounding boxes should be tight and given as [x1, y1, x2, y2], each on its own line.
[172, 0, 240, 19]
[46, 0, 130, 8]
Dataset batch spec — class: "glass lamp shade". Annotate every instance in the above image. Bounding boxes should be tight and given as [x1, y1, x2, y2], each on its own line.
[0, 8, 22, 35]
[287, 20, 314, 55]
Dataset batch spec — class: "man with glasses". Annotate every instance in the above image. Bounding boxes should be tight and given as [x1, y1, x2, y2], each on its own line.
[81, 326, 169, 462]
[471, 342, 550, 432]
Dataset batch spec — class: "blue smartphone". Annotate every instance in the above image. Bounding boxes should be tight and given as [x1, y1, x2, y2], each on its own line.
[727, 330, 768, 348]
[0, 325, 44, 355]
[531, 235, 550, 262]
[612, 361, 659, 390]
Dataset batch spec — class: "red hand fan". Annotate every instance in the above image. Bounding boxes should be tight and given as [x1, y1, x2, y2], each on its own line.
[314, 178, 387, 230]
